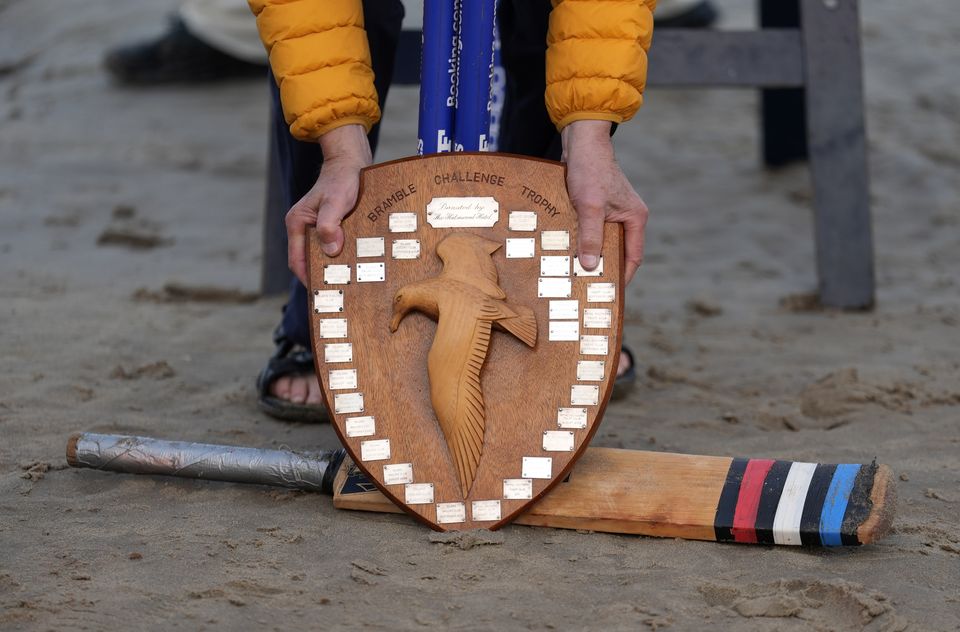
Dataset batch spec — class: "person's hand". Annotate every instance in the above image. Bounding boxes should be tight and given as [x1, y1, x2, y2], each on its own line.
[285, 124, 373, 285]
[561, 120, 649, 284]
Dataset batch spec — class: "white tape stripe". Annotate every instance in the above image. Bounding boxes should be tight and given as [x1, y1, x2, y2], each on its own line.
[772, 462, 817, 546]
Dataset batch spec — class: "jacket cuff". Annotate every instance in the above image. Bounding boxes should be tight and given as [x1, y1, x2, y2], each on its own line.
[293, 116, 374, 142]
[555, 111, 624, 132]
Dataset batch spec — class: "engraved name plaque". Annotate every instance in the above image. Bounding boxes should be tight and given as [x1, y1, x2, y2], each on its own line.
[345, 415, 376, 437]
[503, 478, 533, 499]
[436, 502, 466, 524]
[426, 196, 499, 228]
[383, 462, 414, 485]
[471, 500, 502, 521]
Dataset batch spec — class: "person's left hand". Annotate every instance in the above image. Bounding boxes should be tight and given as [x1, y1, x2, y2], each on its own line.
[561, 119, 649, 284]
[285, 124, 373, 286]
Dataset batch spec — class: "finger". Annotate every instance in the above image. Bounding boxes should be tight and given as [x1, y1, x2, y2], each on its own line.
[575, 203, 605, 270]
[285, 208, 311, 286]
[315, 204, 345, 257]
[622, 201, 648, 284]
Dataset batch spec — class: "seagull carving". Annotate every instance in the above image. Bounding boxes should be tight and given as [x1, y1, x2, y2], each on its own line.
[389, 233, 537, 497]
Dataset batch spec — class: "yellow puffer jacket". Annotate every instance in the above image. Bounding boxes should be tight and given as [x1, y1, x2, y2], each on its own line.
[249, 0, 656, 141]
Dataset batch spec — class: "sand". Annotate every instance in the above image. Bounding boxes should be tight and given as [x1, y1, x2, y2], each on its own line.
[1, 0, 958, 629]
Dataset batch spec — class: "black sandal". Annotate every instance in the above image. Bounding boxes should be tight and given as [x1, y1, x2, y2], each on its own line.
[257, 330, 329, 424]
[611, 345, 637, 401]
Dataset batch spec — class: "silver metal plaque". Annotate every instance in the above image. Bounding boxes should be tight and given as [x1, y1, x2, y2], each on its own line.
[356, 237, 385, 258]
[587, 282, 616, 303]
[388, 212, 417, 233]
[391, 239, 421, 260]
[436, 502, 466, 524]
[508, 211, 537, 231]
[542, 430, 575, 452]
[541, 230, 570, 251]
[549, 300, 579, 320]
[324, 342, 353, 363]
[323, 264, 351, 285]
[471, 500, 502, 521]
[426, 196, 499, 228]
[359, 437, 389, 461]
[540, 255, 571, 277]
[549, 320, 579, 342]
[576, 360, 605, 381]
[318, 318, 348, 339]
[579, 334, 609, 356]
[571, 384, 600, 406]
[538, 277, 572, 298]
[404, 482, 435, 504]
[313, 289, 344, 313]
[345, 415, 375, 437]
[356, 262, 385, 283]
[505, 238, 535, 259]
[335, 392, 365, 414]
[582, 308, 612, 329]
[573, 256, 604, 277]
[521, 456, 553, 479]
[383, 462, 414, 485]
[557, 407, 588, 429]
[503, 478, 533, 500]
[328, 368, 358, 390]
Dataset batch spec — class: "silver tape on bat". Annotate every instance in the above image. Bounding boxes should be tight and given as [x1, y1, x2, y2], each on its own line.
[69, 433, 337, 492]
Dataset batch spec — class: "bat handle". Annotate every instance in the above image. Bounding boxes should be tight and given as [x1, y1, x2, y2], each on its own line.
[66, 432, 346, 495]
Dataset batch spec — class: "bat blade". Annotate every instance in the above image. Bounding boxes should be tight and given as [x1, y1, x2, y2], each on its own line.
[333, 447, 895, 547]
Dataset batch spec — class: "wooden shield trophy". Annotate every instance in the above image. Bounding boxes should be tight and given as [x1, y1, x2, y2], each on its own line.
[307, 154, 623, 530]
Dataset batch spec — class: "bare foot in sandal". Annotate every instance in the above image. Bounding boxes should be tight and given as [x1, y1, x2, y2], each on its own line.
[270, 373, 325, 406]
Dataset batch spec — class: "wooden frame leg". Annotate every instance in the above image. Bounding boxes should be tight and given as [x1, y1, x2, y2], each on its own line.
[800, 0, 874, 309]
[759, 0, 807, 167]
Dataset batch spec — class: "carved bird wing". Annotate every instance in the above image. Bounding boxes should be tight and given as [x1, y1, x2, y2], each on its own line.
[436, 235, 506, 299]
[426, 296, 502, 497]
[494, 300, 537, 348]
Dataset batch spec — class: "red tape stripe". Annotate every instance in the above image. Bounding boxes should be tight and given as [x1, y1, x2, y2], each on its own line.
[731, 459, 776, 543]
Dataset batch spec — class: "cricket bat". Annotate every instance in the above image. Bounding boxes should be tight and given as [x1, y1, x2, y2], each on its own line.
[66, 433, 894, 546]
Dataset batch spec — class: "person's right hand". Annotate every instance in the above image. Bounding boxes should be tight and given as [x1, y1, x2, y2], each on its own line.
[285, 124, 373, 285]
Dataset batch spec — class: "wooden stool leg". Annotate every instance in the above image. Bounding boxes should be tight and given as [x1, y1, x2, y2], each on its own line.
[261, 124, 292, 296]
[759, 0, 807, 167]
[800, 0, 874, 309]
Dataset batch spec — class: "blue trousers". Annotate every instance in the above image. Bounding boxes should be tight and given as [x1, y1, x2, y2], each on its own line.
[272, 0, 559, 348]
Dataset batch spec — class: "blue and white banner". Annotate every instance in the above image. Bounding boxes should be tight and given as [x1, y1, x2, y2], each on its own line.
[418, 0, 460, 154]
[453, 0, 497, 152]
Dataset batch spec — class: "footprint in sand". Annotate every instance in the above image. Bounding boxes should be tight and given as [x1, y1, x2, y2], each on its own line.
[699, 579, 905, 630]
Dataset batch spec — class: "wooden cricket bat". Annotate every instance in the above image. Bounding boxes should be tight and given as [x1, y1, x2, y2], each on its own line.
[334, 447, 895, 546]
[64, 433, 894, 547]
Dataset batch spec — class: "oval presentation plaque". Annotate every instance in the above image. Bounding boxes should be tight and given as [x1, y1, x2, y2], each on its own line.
[308, 153, 624, 531]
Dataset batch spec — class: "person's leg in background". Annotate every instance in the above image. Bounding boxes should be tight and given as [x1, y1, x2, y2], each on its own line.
[103, 0, 266, 84]
[257, 0, 405, 422]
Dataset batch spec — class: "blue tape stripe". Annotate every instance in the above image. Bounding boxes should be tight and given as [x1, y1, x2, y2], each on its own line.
[418, 0, 458, 154]
[819, 463, 861, 547]
[454, 0, 496, 151]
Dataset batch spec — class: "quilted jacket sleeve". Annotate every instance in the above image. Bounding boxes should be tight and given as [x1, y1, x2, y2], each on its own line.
[546, 0, 657, 130]
[249, 0, 379, 141]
